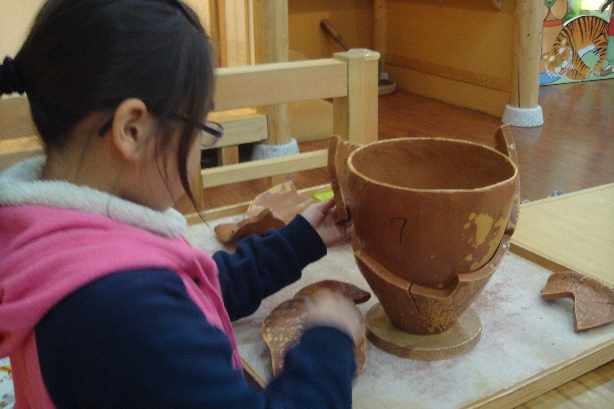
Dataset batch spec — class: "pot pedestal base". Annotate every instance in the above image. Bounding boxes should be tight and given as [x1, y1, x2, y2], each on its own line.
[365, 303, 482, 361]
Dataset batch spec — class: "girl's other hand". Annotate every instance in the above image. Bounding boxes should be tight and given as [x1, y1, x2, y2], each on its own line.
[301, 198, 352, 248]
[304, 289, 364, 344]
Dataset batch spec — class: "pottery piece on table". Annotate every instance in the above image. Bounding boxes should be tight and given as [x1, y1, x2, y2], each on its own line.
[214, 208, 286, 244]
[214, 181, 318, 243]
[494, 125, 520, 235]
[345, 126, 519, 335]
[541, 270, 614, 332]
[245, 181, 319, 224]
[358, 235, 510, 335]
[262, 298, 308, 377]
[295, 279, 371, 304]
[262, 280, 369, 376]
[328, 136, 360, 222]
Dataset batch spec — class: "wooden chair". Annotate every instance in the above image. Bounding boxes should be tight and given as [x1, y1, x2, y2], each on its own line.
[0, 49, 380, 223]
[184, 49, 380, 222]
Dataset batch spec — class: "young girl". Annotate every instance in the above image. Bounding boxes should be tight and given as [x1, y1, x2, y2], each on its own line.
[0, 1, 362, 408]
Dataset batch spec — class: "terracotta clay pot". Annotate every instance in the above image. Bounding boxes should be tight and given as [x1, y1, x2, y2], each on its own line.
[346, 136, 519, 334]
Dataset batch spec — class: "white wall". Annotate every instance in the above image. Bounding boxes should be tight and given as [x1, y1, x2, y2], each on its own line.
[0, 0, 46, 58]
[1, 0, 214, 58]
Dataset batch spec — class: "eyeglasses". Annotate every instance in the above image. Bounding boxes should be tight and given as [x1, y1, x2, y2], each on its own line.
[98, 111, 224, 149]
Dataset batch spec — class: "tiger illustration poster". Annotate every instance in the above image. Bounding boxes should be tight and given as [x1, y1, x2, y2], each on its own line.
[540, 0, 614, 85]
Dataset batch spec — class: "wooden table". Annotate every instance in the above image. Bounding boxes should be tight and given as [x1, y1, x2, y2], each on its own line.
[512, 183, 614, 408]
[511, 183, 614, 288]
[184, 183, 614, 408]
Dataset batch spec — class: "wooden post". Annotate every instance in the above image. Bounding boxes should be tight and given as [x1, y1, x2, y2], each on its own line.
[510, 0, 542, 109]
[252, 0, 291, 186]
[252, 0, 290, 147]
[373, 0, 387, 73]
[221, 0, 250, 67]
[332, 49, 380, 145]
[502, 0, 544, 127]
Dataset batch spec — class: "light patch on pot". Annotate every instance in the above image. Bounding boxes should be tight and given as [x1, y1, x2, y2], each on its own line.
[473, 214, 494, 247]
[465, 213, 494, 248]
[470, 217, 507, 271]
[465, 213, 476, 246]
[464, 213, 476, 230]
[465, 254, 473, 261]
[463, 213, 493, 248]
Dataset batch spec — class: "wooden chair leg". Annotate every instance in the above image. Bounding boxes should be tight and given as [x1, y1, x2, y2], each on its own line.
[218, 146, 239, 166]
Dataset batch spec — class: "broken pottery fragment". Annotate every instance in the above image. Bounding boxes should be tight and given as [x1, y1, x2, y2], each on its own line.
[262, 298, 308, 377]
[295, 279, 371, 304]
[245, 181, 319, 224]
[494, 125, 520, 236]
[214, 181, 318, 243]
[262, 280, 369, 376]
[328, 136, 360, 222]
[541, 270, 614, 332]
[214, 209, 285, 244]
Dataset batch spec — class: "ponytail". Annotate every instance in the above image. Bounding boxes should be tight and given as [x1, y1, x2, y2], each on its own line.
[0, 57, 25, 95]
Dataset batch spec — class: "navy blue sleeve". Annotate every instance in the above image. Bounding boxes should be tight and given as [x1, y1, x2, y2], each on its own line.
[35, 269, 355, 409]
[214, 215, 327, 321]
[265, 328, 356, 409]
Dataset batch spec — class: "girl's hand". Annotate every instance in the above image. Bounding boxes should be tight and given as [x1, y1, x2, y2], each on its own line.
[301, 198, 352, 247]
[304, 289, 364, 344]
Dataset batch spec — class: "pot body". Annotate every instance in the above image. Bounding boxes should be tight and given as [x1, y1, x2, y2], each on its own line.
[347, 138, 518, 333]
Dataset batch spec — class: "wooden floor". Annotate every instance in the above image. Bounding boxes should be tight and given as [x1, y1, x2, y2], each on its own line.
[378, 80, 614, 203]
[202, 79, 614, 407]
[202, 78, 614, 211]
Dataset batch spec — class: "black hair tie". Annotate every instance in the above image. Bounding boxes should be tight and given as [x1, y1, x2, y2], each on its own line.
[0, 57, 25, 95]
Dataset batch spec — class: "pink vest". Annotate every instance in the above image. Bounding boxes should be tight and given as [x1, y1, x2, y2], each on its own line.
[0, 205, 241, 409]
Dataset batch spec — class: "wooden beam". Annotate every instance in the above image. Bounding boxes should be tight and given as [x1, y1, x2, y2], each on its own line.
[333, 49, 380, 145]
[373, 0, 387, 70]
[223, 0, 250, 67]
[201, 149, 328, 188]
[218, 147, 240, 166]
[213, 59, 348, 111]
[509, 0, 542, 108]
[386, 53, 512, 93]
[208, 109, 268, 148]
[252, 0, 290, 146]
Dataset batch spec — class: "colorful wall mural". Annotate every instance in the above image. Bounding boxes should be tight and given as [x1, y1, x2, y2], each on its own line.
[541, 0, 614, 85]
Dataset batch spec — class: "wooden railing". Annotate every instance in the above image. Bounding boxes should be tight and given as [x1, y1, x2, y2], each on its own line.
[181, 49, 380, 221]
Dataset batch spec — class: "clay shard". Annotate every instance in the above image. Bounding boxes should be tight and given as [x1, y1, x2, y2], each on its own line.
[262, 280, 368, 377]
[294, 279, 371, 304]
[494, 125, 520, 236]
[262, 298, 308, 377]
[214, 181, 318, 243]
[245, 181, 318, 224]
[541, 270, 614, 332]
[355, 234, 508, 334]
[328, 136, 360, 222]
[214, 209, 285, 243]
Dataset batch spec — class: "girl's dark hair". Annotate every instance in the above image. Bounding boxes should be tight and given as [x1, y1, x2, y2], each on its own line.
[3, 0, 214, 208]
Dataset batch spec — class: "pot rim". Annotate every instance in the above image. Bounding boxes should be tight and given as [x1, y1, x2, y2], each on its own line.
[347, 137, 519, 193]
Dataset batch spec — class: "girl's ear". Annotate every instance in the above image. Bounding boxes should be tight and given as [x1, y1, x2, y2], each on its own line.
[111, 98, 153, 161]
